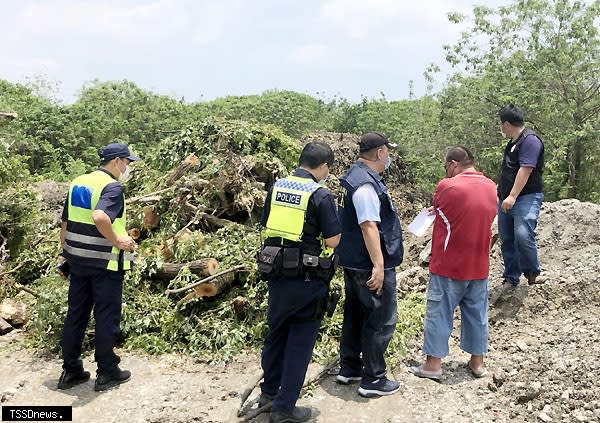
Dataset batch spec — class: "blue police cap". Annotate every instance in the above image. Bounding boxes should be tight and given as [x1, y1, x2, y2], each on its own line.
[99, 143, 140, 162]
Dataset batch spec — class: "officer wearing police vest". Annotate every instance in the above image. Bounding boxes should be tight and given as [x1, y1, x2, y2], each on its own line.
[57, 143, 139, 392]
[336, 132, 404, 398]
[257, 141, 341, 423]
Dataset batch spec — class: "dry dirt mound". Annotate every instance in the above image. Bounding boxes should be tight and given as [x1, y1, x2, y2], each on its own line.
[301, 132, 430, 221]
[31, 180, 69, 228]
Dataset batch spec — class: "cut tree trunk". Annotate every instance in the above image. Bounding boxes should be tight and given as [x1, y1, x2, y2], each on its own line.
[128, 228, 141, 240]
[197, 212, 237, 229]
[158, 242, 174, 260]
[193, 271, 236, 297]
[154, 258, 218, 280]
[142, 206, 161, 229]
[0, 316, 13, 335]
[232, 296, 248, 319]
[167, 153, 199, 186]
[184, 176, 210, 191]
[126, 187, 174, 205]
[165, 265, 245, 295]
[179, 202, 237, 231]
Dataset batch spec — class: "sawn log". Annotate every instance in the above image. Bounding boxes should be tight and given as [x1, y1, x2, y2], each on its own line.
[154, 258, 218, 280]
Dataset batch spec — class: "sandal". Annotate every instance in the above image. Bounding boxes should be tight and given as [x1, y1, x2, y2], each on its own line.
[408, 365, 442, 381]
[467, 360, 488, 378]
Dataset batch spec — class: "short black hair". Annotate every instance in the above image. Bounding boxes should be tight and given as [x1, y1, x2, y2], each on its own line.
[446, 146, 474, 167]
[499, 104, 525, 126]
[299, 141, 334, 169]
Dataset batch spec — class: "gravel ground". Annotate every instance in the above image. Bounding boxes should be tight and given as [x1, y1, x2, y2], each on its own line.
[1, 199, 599, 422]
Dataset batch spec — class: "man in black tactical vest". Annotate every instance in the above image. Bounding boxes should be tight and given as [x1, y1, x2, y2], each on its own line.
[498, 104, 547, 288]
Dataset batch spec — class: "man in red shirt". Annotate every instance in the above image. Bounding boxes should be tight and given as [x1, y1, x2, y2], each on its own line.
[409, 146, 497, 380]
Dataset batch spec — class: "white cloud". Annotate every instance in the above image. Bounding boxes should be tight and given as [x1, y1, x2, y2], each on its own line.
[10, 0, 243, 45]
[318, 0, 403, 40]
[318, 0, 472, 42]
[287, 44, 328, 65]
[3, 57, 62, 72]
[191, 1, 244, 44]
[16, 0, 185, 43]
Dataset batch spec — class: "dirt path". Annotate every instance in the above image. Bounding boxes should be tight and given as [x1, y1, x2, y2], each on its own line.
[1, 199, 599, 422]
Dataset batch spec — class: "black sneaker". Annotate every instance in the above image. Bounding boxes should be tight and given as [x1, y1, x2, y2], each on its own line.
[335, 368, 362, 385]
[269, 406, 311, 423]
[358, 377, 400, 397]
[57, 369, 91, 390]
[94, 368, 131, 392]
[258, 392, 274, 408]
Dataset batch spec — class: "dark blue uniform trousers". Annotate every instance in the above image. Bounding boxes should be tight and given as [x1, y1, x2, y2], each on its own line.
[61, 265, 124, 375]
[261, 276, 327, 413]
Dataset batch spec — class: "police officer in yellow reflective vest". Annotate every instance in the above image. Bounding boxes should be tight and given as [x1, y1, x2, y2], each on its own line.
[57, 143, 139, 392]
[257, 141, 341, 423]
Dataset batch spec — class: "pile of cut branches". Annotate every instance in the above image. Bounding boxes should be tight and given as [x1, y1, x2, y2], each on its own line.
[24, 119, 303, 360]
[20, 120, 427, 363]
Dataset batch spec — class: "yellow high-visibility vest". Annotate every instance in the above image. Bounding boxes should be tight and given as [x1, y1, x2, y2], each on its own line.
[64, 170, 132, 271]
[264, 175, 321, 243]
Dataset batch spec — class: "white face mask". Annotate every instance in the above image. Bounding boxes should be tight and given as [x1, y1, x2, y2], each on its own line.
[384, 155, 392, 170]
[119, 165, 131, 182]
[318, 163, 330, 185]
[117, 159, 131, 182]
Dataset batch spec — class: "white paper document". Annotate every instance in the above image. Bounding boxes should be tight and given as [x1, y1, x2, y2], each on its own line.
[407, 208, 436, 237]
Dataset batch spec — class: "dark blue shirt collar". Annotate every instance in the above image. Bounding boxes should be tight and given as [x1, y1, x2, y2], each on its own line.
[97, 167, 118, 181]
[293, 168, 318, 182]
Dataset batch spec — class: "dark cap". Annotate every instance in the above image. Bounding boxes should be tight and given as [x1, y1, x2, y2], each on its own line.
[358, 131, 397, 153]
[99, 143, 140, 162]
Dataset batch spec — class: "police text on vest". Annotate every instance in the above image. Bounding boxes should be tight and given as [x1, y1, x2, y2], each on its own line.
[275, 192, 302, 205]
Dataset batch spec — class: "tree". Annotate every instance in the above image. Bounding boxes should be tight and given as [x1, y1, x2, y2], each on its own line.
[436, 0, 600, 201]
[190, 90, 335, 138]
[69, 80, 190, 157]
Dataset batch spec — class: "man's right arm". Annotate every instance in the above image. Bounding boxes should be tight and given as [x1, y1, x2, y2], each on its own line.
[92, 210, 135, 251]
[324, 234, 341, 248]
[353, 185, 384, 293]
[93, 183, 136, 251]
[359, 221, 385, 293]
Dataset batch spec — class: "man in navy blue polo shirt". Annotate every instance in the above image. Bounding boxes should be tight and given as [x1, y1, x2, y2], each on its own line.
[58, 142, 139, 392]
[258, 141, 341, 423]
[497, 105, 546, 288]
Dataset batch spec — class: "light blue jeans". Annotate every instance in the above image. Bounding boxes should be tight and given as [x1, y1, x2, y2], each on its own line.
[422, 273, 488, 358]
[498, 192, 543, 285]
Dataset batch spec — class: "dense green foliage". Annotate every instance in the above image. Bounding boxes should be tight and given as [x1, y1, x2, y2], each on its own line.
[3, 0, 600, 198]
[437, 0, 600, 201]
[190, 90, 336, 138]
[1, 0, 598, 361]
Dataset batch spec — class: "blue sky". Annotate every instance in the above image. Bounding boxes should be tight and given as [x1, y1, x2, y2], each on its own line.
[0, 0, 507, 104]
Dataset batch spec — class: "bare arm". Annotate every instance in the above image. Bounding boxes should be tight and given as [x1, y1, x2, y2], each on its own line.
[359, 221, 385, 294]
[324, 234, 341, 249]
[92, 209, 136, 251]
[501, 167, 533, 212]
